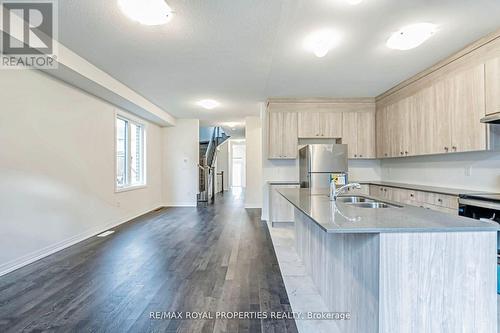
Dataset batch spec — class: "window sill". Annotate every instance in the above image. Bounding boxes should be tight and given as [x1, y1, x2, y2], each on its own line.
[115, 184, 147, 193]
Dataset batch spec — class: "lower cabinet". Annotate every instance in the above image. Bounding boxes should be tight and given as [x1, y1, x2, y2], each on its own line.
[369, 185, 458, 214]
[269, 184, 300, 223]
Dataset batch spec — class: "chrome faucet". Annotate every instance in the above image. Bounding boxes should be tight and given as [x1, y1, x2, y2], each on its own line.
[331, 183, 361, 201]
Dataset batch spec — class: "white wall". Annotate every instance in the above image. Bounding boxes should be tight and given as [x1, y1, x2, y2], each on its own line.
[162, 119, 199, 206]
[0, 70, 164, 275]
[245, 117, 262, 208]
[380, 151, 500, 192]
[215, 141, 229, 192]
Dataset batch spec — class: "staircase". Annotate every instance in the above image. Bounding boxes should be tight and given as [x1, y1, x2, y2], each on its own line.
[197, 127, 230, 204]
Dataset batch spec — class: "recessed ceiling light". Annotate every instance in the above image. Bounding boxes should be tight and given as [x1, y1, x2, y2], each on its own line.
[118, 0, 173, 26]
[303, 29, 341, 58]
[197, 99, 220, 110]
[346, 0, 363, 5]
[386, 23, 437, 50]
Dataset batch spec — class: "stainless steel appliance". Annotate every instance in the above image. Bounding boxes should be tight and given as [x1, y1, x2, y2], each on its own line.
[459, 193, 500, 293]
[299, 144, 348, 195]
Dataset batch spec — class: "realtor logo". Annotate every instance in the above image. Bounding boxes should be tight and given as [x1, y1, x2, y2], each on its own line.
[1, 0, 58, 69]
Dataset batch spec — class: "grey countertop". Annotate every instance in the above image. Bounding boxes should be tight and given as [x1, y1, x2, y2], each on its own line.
[278, 188, 499, 233]
[354, 180, 481, 196]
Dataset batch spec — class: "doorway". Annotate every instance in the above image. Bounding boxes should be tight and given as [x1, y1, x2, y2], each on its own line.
[230, 140, 246, 189]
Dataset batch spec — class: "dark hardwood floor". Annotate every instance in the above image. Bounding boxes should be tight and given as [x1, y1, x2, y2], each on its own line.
[0, 189, 297, 333]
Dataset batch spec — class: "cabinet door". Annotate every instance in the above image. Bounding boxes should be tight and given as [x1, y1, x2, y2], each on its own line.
[268, 111, 283, 158]
[431, 80, 453, 154]
[281, 112, 298, 158]
[386, 103, 399, 158]
[298, 112, 320, 138]
[271, 185, 299, 222]
[357, 110, 376, 158]
[414, 86, 435, 155]
[376, 106, 389, 158]
[486, 57, 500, 116]
[321, 112, 343, 138]
[342, 112, 358, 158]
[395, 97, 412, 157]
[449, 64, 486, 153]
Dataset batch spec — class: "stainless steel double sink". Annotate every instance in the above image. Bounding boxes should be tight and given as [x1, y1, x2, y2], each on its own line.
[337, 196, 401, 209]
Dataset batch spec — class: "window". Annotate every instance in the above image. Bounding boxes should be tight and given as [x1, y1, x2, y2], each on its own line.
[116, 115, 146, 190]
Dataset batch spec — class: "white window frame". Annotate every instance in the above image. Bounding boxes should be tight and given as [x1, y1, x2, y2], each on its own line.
[115, 112, 147, 192]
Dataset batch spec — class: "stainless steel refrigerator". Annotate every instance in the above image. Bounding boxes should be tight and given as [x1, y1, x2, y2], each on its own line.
[299, 144, 348, 195]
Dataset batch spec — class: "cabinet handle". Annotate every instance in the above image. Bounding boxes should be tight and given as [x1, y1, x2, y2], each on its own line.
[438, 198, 443, 203]
[410, 194, 414, 197]
[400, 151, 404, 155]
[354, 154, 357, 157]
[359, 154, 363, 157]
[444, 147, 449, 152]
[384, 153, 388, 157]
[405, 151, 408, 155]
[452, 146, 457, 151]
[384, 189, 387, 192]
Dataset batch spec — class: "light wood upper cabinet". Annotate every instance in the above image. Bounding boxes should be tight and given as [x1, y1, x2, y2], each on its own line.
[486, 57, 500, 116]
[376, 64, 488, 158]
[268, 111, 298, 159]
[342, 112, 358, 158]
[321, 112, 343, 138]
[298, 112, 320, 138]
[447, 64, 486, 153]
[298, 111, 342, 138]
[282, 112, 299, 158]
[343, 109, 375, 158]
[357, 110, 376, 158]
[376, 106, 390, 158]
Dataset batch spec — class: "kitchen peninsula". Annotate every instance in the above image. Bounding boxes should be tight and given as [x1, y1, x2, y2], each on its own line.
[278, 188, 499, 333]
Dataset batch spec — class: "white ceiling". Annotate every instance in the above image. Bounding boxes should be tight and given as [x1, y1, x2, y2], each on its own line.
[57, 0, 500, 127]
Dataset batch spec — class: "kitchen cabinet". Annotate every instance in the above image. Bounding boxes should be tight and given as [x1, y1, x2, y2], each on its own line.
[369, 184, 458, 214]
[376, 106, 391, 158]
[447, 64, 487, 153]
[342, 109, 376, 159]
[298, 112, 320, 138]
[268, 111, 298, 159]
[376, 64, 487, 158]
[269, 184, 300, 223]
[486, 57, 500, 116]
[298, 111, 342, 138]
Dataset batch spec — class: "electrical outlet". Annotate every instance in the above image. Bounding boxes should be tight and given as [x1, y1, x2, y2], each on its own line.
[465, 166, 472, 177]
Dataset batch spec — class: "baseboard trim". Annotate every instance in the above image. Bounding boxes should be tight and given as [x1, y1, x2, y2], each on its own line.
[0, 205, 162, 278]
[164, 202, 197, 207]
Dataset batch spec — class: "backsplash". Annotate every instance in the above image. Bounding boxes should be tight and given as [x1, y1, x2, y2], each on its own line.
[380, 151, 500, 192]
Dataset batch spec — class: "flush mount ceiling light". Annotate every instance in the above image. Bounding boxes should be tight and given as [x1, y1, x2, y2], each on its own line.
[303, 29, 341, 58]
[386, 23, 437, 50]
[118, 0, 173, 26]
[197, 99, 220, 110]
